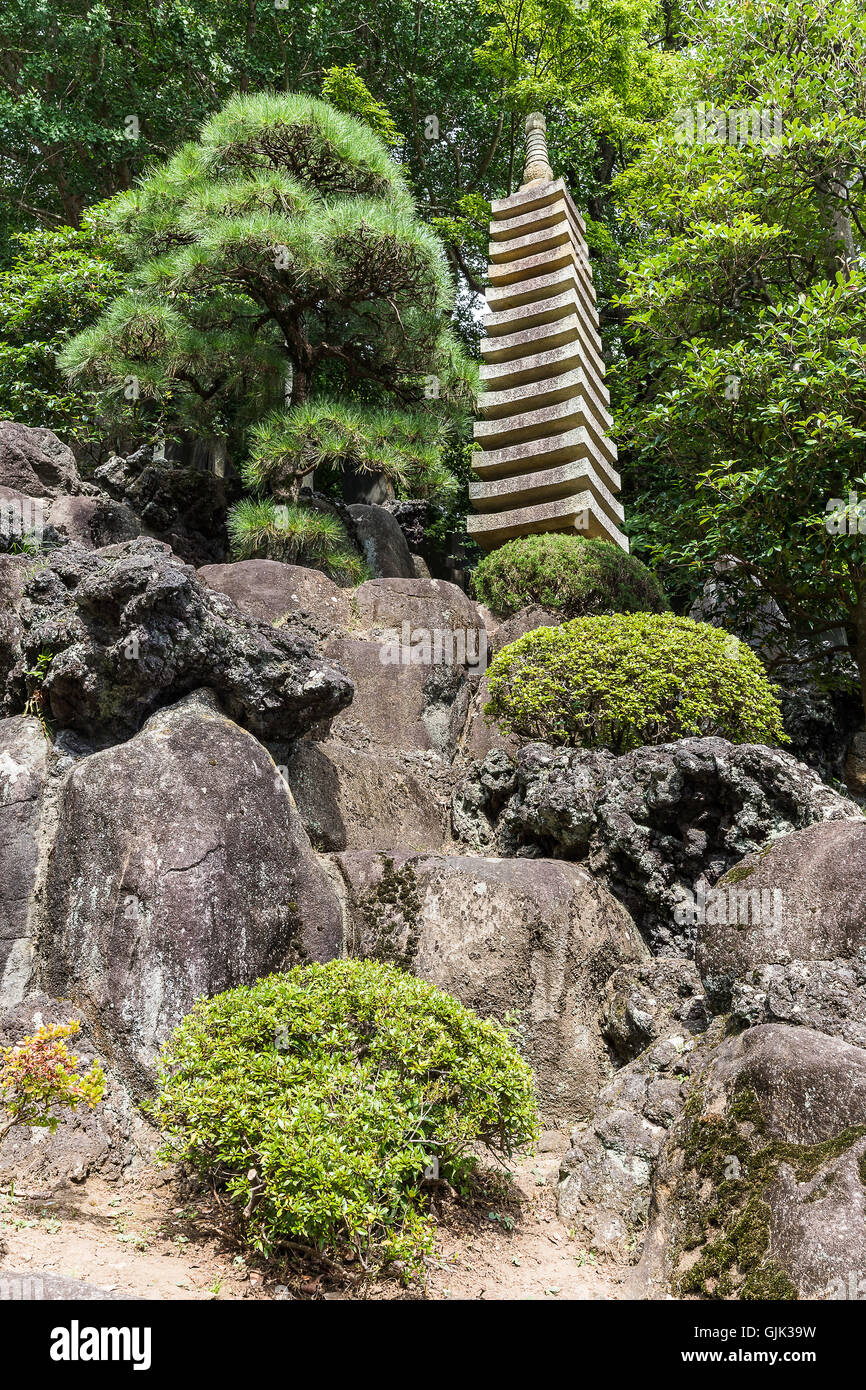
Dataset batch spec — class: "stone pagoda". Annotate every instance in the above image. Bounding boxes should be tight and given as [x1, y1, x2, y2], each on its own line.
[467, 112, 627, 552]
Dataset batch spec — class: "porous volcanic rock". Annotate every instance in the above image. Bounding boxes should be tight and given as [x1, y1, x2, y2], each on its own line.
[557, 1032, 697, 1261]
[0, 556, 27, 687]
[600, 958, 709, 1065]
[556, 958, 707, 1259]
[94, 444, 236, 566]
[453, 738, 860, 953]
[5, 538, 353, 742]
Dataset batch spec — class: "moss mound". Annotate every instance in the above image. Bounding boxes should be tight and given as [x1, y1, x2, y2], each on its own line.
[472, 533, 669, 619]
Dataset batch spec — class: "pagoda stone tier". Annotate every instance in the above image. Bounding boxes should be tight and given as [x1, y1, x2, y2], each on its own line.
[467, 116, 628, 553]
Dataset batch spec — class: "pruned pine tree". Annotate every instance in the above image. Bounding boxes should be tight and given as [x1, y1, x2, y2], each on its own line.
[61, 92, 478, 554]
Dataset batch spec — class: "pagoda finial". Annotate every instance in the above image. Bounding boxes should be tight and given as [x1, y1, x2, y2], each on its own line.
[521, 112, 553, 188]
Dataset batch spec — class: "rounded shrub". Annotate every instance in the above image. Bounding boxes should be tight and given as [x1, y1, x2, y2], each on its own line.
[484, 612, 787, 753]
[471, 532, 669, 619]
[154, 959, 537, 1275]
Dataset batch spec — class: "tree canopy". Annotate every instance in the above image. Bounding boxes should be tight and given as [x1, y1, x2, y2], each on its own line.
[613, 0, 866, 707]
[61, 92, 476, 501]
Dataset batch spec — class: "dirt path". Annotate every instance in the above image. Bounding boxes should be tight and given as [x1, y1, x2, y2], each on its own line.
[0, 1137, 625, 1302]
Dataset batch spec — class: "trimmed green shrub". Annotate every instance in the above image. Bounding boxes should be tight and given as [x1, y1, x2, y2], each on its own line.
[154, 959, 538, 1275]
[484, 612, 787, 753]
[471, 533, 669, 619]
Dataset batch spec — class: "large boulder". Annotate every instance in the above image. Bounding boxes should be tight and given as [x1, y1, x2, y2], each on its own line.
[0, 421, 91, 499]
[696, 821, 866, 1045]
[352, 576, 484, 648]
[198, 559, 351, 635]
[285, 740, 449, 852]
[347, 503, 414, 579]
[335, 849, 648, 1117]
[94, 444, 236, 566]
[0, 717, 48, 1008]
[42, 692, 344, 1089]
[698, 821, 866, 993]
[45, 494, 140, 550]
[317, 577, 484, 760]
[324, 637, 470, 760]
[5, 538, 353, 742]
[453, 738, 860, 954]
[635, 1024, 866, 1299]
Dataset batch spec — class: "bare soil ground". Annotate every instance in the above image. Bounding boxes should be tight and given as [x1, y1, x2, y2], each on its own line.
[0, 1136, 625, 1302]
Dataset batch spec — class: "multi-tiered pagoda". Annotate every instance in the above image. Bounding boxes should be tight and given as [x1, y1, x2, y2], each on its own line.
[467, 113, 627, 553]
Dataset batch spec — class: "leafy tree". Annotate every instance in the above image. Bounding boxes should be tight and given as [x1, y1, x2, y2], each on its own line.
[321, 65, 401, 147]
[613, 0, 866, 714]
[0, 207, 123, 442]
[0, 0, 675, 298]
[61, 92, 477, 511]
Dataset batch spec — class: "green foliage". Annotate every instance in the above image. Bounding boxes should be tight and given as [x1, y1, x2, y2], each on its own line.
[227, 497, 368, 585]
[60, 91, 475, 498]
[321, 65, 401, 147]
[245, 401, 459, 500]
[0, 0, 676, 352]
[0, 212, 123, 439]
[0, 1019, 105, 1145]
[153, 959, 538, 1274]
[485, 611, 787, 752]
[613, 0, 866, 710]
[472, 532, 669, 619]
